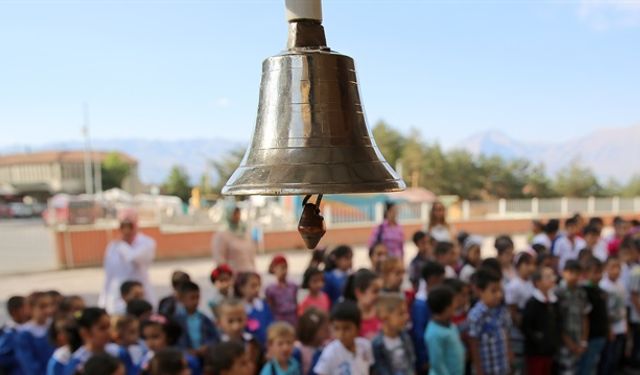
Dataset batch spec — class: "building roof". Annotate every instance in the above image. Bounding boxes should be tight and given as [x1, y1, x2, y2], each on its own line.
[0, 150, 137, 166]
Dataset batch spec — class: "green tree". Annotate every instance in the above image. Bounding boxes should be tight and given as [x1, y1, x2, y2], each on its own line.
[442, 149, 483, 199]
[372, 120, 406, 168]
[162, 165, 192, 202]
[523, 163, 556, 198]
[101, 152, 131, 190]
[553, 159, 601, 197]
[622, 175, 640, 197]
[209, 148, 246, 193]
[400, 128, 425, 187]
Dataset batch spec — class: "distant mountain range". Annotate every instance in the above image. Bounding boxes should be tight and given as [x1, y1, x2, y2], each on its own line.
[2, 124, 638, 184]
[456, 124, 640, 182]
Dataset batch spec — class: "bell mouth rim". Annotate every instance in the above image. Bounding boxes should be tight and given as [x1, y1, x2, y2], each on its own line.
[221, 180, 406, 196]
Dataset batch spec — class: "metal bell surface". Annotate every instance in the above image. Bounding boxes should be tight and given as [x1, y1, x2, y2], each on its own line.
[222, 16, 405, 196]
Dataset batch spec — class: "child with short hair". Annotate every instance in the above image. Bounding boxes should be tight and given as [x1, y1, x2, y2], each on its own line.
[259, 322, 300, 375]
[380, 257, 405, 293]
[14, 291, 55, 374]
[266, 255, 298, 326]
[599, 256, 627, 374]
[215, 298, 262, 368]
[119, 281, 145, 314]
[208, 264, 234, 320]
[468, 268, 512, 375]
[57, 295, 85, 320]
[298, 268, 330, 316]
[140, 314, 201, 374]
[112, 315, 146, 375]
[324, 245, 354, 305]
[313, 301, 373, 375]
[126, 299, 153, 321]
[0, 296, 29, 375]
[371, 293, 416, 375]
[159, 270, 191, 317]
[295, 308, 329, 375]
[434, 241, 457, 278]
[148, 348, 190, 375]
[342, 268, 383, 339]
[83, 352, 125, 375]
[576, 258, 609, 374]
[174, 281, 219, 356]
[556, 260, 589, 374]
[203, 341, 255, 375]
[522, 267, 560, 374]
[411, 261, 445, 373]
[369, 242, 389, 274]
[235, 272, 273, 347]
[425, 286, 465, 375]
[409, 231, 433, 289]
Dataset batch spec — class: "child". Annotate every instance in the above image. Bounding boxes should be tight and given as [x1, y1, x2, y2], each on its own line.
[504, 251, 535, 373]
[266, 255, 298, 326]
[468, 268, 512, 375]
[495, 235, 516, 284]
[112, 315, 146, 375]
[158, 270, 191, 317]
[425, 286, 465, 375]
[626, 239, 640, 367]
[342, 268, 383, 339]
[459, 235, 482, 283]
[522, 267, 560, 374]
[295, 308, 329, 375]
[215, 298, 262, 367]
[148, 348, 191, 375]
[442, 278, 469, 327]
[235, 272, 273, 347]
[46, 318, 81, 375]
[576, 258, 609, 374]
[411, 261, 445, 373]
[259, 322, 301, 375]
[119, 281, 145, 315]
[380, 257, 405, 293]
[203, 341, 255, 375]
[298, 268, 330, 315]
[84, 353, 125, 375]
[323, 245, 354, 305]
[369, 242, 389, 274]
[434, 241, 457, 278]
[409, 231, 433, 289]
[208, 264, 234, 319]
[599, 256, 627, 374]
[556, 217, 587, 271]
[57, 296, 85, 320]
[174, 281, 219, 355]
[313, 301, 373, 375]
[0, 296, 29, 375]
[14, 291, 55, 374]
[556, 260, 589, 375]
[371, 293, 416, 375]
[140, 314, 201, 374]
[126, 299, 153, 322]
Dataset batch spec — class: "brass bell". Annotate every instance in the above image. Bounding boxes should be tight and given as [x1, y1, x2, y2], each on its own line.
[222, 0, 406, 196]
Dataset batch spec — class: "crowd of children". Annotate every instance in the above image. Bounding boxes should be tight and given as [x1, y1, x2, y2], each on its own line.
[1, 213, 640, 375]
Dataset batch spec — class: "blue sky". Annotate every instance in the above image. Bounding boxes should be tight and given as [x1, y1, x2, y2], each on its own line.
[1, 0, 639, 147]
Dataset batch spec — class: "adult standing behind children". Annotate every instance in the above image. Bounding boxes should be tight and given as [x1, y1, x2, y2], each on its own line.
[99, 210, 156, 314]
[368, 202, 405, 260]
[428, 201, 452, 243]
[212, 206, 256, 272]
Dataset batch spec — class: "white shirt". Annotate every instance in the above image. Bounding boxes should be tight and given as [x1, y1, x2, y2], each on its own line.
[531, 233, 551, 249]
[555, 235, 587, 271]
[444, 265, 457, 279]
[459, 264, 476, 283]
[593, 239, 609, 262]
[600, 277, 628, 335]
[505, 276, 534, 310]
[313, 338, 373, 375]
[98, 233, 156, 313]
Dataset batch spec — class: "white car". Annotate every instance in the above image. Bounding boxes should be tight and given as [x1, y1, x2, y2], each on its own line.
[8, 203, 34, 218]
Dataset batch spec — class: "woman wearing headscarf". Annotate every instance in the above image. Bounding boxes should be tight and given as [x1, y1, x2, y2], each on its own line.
[211, 206, 256, 272]
[99, 209, 156, 314]
[368, 201, 405, 260]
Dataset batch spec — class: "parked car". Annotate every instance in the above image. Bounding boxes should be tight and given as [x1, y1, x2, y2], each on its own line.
[0, 203, 11, 218]
[8, 202, 34, 218]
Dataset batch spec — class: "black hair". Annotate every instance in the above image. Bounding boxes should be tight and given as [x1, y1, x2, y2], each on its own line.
[302, 267, 324, 289]
[325, 245, 353, 271]
[343, 268, 379, 301]
[84, 353, 122, 375]
[427, 286, 455, 315]
[297, 307, 329, 345]
[412, 231, 427, 246]
[544, 219, 560, 234]
[531, 243, 548, 255]
[606, 255, 620, 264]
[479, 258, 502, 278]
[564, 259, 582, 272]
[368, 242, 386, 258]
[442, 278, 466, 294]
[531, 269, 544, 285]
[177, 280, 200, 295]
[384, 201, 396, 218]
[536, 253, 552, 267]
[515, 252, 534, 269]
[204, 341, 246, 375]
[141, 317, 183, 346]
[66, 307, 108, 351]
[456, 231, 470, 248]
[613, 216, 625, 226]
[631, 219, 640, 227]
[434, 241, 454, 257]
[565, 217, 578, 228]
[126, 299, 153, 318]
[585, 257, 604, 272]
[494, 235, 514, 255]
[233, 271, 260, 297]
[149, 348, 188, 375]
[588, 217, 604, 227]
[578, 248, 593, 262]
[330, 300, 361, 328]
[473, 268, 501, 290]
[119, 280, 143, 298]
[7, 296, 25, 316]
[421, 261, 445, 282]
[308, 247, 326, 269]
[171, 270, 191, 289]
[583, 225, 601, 236]
[57, 295, 84, 318]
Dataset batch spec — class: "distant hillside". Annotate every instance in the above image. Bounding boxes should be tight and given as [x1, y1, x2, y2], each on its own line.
[456, 124, 640, 182]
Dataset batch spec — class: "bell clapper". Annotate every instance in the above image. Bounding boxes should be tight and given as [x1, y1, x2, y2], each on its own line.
[298, 194, 326, 249]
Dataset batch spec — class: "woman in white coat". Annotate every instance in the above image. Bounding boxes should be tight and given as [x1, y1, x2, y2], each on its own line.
[98, 211, 156, 314]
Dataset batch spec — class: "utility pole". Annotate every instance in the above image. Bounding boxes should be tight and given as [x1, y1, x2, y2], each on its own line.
[82, 103, 94, 195]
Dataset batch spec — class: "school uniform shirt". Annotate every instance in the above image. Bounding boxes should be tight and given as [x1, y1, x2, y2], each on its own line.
[424, 320, 465, 375]
[505, 275, 534, 353]
[371, 331, 416, 375]
[324, 269, 348, 305]
[246, 298, 274, 347]
[409, 254, 429, 289]
[531, 233, 551, 249]
[521, 289, 561, 357]
[313, 338, 373, 375]
[139, 349, 202, 375]
[118, 341, 147, 375]
[174, 306, 219, 350]
[98, 233, 157, 313]
[266, 281, 298, 326]
[444, 265, 457, 279]
[555, 235, 587, 271]
[592, 238, 609, 262]
[459, 264, 475, 283]
[0, 322, 22, 375]
[14, 321, 54, 375]
[410, 296, 431, 372]
[63, 343, 120, 375]
[467, 302, 512, 375]
[46, 346, 71, 375]
[583, 282, 609, 339]
[259, 358, 302, 375]
[600, 277, 628, 335]
[294, 343, 322, 375]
